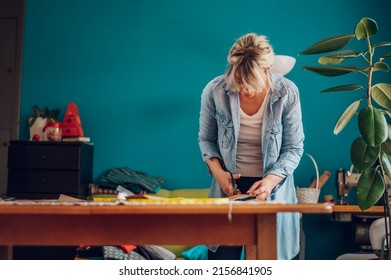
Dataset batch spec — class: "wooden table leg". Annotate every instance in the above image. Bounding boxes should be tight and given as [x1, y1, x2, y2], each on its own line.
[245, 245, 257, 260]
[257, 214, 277, 259]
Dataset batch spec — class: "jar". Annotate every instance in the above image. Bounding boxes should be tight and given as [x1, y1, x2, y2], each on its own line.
[44, 122, 62, 141]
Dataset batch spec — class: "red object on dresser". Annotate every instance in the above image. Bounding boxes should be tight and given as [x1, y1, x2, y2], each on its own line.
[61, 102, 84, 137]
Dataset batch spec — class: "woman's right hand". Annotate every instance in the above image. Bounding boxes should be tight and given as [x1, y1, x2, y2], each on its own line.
[214, 170, 241, 196]
[205, 157, 240, 196]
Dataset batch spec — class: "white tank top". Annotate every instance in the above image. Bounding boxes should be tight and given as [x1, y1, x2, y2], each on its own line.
[236, 99, 266, 177]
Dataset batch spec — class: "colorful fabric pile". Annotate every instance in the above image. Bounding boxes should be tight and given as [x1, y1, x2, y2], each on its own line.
[75, 245, 176, 260]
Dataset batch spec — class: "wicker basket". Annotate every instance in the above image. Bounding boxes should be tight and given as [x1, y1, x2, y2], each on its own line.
[296, 153, 320, 203]
[296, 188, 320, 203]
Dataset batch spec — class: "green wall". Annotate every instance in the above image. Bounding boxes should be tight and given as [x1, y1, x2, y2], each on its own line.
[20, 0, 391, 259]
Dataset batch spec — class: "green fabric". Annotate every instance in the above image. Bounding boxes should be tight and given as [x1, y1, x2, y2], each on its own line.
[98, 167, 164, 193]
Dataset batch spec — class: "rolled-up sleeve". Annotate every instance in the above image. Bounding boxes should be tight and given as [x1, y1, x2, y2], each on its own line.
[198, 79, 222, 163]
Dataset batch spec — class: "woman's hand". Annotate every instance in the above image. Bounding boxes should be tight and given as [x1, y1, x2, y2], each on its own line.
[206, 157, 241, 196]
[247, 174, 283, 201]
[214, 170, 241, 196]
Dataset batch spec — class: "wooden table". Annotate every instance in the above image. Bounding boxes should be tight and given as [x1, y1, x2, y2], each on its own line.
[0, 202, 332, 260]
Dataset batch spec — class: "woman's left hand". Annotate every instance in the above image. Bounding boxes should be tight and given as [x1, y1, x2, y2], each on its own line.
[247, 180, 274, 201]
[247, 174, 283, 201]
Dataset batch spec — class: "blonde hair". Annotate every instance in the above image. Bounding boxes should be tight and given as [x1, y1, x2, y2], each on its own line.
[225, 33, 274, 94]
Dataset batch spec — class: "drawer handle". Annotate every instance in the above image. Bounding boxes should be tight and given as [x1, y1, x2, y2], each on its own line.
[41, 179, 47, 184]
[41, 155, 46, 160]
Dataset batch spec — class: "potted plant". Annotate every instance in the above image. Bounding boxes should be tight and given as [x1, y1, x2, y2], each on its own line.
[299, 17, 391, 212]
[300, 16, 391, 258]
[20, 105, 60, 140]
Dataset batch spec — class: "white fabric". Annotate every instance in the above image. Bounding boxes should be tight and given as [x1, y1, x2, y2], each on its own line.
[370, 217, 389, 250]
[236, 99, 266, 177]
[336, 253, 379, 260]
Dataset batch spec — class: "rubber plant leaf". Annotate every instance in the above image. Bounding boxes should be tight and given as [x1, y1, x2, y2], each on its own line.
[358, 65, 371, 72]
[380, 51, 391, 61]
[300, 34, 355, 55]
[358, 106, 388, 147]
[333, 99, 361, 135]
[318, 56, 346, 65]
[374, 41, 391, 48]
[381, 153, 391, 179]
[321, 84, 364, 93]
[355, 18, 378, 40]
[350, 137, 379, 172]
[318, 50, 361, 65]
[356, 167, 384, 211]
[373, 62, 389, 72]
[381, 139, 391, 156]
[302, 66, 356, 76]
[372, 83, 391, 111]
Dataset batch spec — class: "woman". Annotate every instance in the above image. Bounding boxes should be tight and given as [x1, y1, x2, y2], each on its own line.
[198, 33, 304, 260]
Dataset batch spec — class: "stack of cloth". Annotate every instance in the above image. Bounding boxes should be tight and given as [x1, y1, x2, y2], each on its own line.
[75, 245, 176, 260]
[90, 167, 165, 195]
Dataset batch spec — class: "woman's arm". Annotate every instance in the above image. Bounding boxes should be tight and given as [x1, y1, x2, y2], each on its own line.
[198, 80, 220, 162]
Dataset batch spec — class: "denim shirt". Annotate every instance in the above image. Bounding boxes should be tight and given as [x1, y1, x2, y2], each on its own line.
[198, 74, 305, 260]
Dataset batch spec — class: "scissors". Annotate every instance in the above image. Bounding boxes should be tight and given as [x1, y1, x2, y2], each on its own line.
[230, 172, 238, 195]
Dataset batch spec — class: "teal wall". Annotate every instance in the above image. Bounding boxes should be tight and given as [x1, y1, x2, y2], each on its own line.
[20, 0, 391, 259]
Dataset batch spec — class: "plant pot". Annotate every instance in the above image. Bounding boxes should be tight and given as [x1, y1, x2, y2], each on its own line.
[29, 117, 48, 141]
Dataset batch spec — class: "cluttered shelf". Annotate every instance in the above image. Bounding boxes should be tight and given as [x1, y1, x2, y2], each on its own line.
[333, 204, 385, 213]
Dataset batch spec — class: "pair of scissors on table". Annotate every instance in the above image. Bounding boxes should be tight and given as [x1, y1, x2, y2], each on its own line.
[230, 172, 238, 195]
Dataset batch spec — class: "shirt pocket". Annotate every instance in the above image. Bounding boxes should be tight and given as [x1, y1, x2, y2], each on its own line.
[269, 122, 283, 157]
[215, 112, 234, 149]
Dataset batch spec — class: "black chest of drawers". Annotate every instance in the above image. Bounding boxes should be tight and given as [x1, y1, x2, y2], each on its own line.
[7, 140, 94, 199]
[6, 140, 94, 259]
